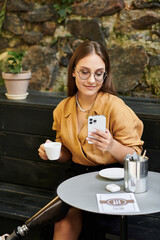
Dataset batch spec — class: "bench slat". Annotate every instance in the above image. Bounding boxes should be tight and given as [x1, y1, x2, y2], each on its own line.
[0, 182, 54, 221]
[0, 182, 53, 197]
[0, 200, 41, 221]
[1, 105, 54, 136]
[0, 157, 70, 190]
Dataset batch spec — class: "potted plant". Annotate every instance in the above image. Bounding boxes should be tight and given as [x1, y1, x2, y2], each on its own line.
[2, 51, 31, 100]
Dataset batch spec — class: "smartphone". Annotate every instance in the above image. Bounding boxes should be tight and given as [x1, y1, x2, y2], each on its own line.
[88, 115, 106, 144]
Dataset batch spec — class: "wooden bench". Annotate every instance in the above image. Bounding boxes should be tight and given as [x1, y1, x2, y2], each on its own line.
[0, 91, 71, 239]
[0, 90, 160, 239]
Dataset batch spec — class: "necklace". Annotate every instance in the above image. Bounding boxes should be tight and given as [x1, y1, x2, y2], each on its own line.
[76, 93, 93, 118]
[76, 93, 86, 112]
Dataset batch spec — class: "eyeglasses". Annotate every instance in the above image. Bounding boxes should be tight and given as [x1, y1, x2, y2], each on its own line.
[75, 68, 107, 82]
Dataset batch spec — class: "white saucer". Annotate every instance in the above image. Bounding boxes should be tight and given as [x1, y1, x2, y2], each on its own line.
[99, 168, 124, 180]
[5, 92, 29, 100]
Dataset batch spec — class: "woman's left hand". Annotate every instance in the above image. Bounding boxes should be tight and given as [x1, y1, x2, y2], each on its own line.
[86, 128, 115, 152]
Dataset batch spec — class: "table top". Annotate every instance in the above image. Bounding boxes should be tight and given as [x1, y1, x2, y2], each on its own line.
[57, 171, 160, 216]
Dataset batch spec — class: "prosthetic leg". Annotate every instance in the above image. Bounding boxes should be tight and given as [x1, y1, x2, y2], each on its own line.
[5, 196, 69, 240]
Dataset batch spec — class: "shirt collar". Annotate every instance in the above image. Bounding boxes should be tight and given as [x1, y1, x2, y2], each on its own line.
[91, 91, 107, 115]
[64, 95, 76, 118]
[64, 92, 107, 118]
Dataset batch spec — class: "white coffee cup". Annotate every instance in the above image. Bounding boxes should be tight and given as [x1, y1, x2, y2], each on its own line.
[44, 142, 61, 160]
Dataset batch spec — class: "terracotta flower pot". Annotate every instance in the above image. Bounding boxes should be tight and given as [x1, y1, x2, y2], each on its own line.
[2, 71, 31, 100]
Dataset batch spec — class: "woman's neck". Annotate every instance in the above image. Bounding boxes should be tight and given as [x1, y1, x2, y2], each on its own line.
[76, 92, 98, 111]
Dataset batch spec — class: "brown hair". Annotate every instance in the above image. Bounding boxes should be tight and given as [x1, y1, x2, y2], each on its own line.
[67, 40, 116, 96]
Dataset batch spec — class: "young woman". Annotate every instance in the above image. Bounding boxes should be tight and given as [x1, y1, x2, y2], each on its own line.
[38, 40, 144, 240]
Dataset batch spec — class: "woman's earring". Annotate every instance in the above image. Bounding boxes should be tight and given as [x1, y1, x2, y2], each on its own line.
[72, 72, 75, 77]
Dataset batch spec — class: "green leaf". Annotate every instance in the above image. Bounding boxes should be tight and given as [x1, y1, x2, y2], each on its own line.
[5, 50, 25, 73]
[8, 64, 14, 69]
[53, 0, 77, 23]
[7, 57, 16, 61]
[53, 4, 60, 10]
[66, 7, 72, 14]
[8, 51, 19, 58]
[52, 38, 58, 45]
[58, 8, 66, 16]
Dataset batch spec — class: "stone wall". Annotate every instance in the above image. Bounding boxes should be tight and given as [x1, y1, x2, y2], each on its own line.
[0, 0, 160, 97]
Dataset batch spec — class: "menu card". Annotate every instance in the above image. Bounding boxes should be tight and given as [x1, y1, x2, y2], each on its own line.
[96, 193, 140, 213]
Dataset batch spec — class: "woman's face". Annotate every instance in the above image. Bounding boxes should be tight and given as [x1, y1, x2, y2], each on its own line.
[73, 53, 105, 97]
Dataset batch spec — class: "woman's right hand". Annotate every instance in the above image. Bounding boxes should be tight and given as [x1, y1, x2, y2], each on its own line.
[38, 139, 52, 160]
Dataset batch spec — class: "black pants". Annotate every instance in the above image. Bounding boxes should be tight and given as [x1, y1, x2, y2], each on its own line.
[64, 161, 122, 179]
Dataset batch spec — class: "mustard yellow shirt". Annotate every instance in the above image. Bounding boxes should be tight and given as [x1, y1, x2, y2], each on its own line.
[52, 92, 144, 166]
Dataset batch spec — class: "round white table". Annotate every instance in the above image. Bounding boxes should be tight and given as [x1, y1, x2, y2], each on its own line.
[57, 171, 160, 240]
